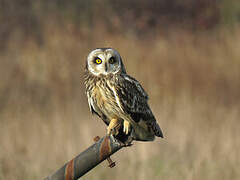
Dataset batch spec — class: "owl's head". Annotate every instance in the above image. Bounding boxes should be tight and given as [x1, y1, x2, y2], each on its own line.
[86, 48, 126, 76]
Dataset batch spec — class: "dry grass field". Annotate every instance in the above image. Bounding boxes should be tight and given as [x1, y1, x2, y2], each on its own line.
[0, 24, 240, 180]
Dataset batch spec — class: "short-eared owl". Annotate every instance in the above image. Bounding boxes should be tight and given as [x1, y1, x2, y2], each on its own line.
[84, 48, 163, 142]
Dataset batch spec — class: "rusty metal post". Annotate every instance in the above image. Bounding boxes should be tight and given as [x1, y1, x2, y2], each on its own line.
[93, 136, 116, 168]
[44, 135, 124, 180]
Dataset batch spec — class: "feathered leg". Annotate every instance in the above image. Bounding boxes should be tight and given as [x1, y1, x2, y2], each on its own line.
[107, 118, 121, 135]
[123, 120, 131, 134]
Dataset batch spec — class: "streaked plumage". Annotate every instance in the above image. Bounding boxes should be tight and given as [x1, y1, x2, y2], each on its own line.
[84, 48, 163, 142]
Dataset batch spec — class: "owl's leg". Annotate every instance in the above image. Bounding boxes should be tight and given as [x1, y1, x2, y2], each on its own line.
[107, 118, 121, 135]
[123, 120, 131, 134]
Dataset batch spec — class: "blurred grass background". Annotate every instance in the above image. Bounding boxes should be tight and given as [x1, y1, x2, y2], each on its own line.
[1, 0, 240, 179]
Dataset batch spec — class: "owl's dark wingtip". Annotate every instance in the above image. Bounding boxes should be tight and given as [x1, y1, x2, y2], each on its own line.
[156, 129, 164, 138]
[159, 131, 164, 138]
[153, 122, 164, 138]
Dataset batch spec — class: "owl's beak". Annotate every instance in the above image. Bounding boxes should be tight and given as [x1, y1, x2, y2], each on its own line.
[105, 63, 108, 72]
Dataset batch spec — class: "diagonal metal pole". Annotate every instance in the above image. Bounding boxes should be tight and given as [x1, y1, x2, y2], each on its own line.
[44, 135, 124, 180]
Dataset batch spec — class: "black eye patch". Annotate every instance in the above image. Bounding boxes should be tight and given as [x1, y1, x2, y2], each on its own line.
[109, 57, 116, 64]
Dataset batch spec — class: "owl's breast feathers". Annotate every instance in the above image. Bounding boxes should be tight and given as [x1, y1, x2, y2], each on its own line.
[84, 71, 163, 138]
[84, 72, 125, 125]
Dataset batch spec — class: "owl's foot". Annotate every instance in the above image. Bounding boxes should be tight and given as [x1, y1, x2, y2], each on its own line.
[107, 118, 121, 136]
[123, 120, 131, 134]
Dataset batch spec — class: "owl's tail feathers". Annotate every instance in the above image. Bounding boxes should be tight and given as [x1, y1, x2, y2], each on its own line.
[152, 121, 164, 138]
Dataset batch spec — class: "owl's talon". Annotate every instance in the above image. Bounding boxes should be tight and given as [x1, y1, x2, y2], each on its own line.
[107, 127, 119, 136]
[123, 120, 131, 135]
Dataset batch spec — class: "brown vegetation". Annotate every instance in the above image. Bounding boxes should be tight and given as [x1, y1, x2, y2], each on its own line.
[0, 1, 240, 179]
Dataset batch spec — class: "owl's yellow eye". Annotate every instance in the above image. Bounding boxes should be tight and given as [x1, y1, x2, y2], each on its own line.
[95, 58, 102, 64]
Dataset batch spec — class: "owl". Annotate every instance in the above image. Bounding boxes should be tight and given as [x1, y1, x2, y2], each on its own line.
[84, 48, 163, 143]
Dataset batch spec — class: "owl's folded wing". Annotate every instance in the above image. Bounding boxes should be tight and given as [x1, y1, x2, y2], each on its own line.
[116, 74, 163, 137]
[117, 74, 152, 120]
